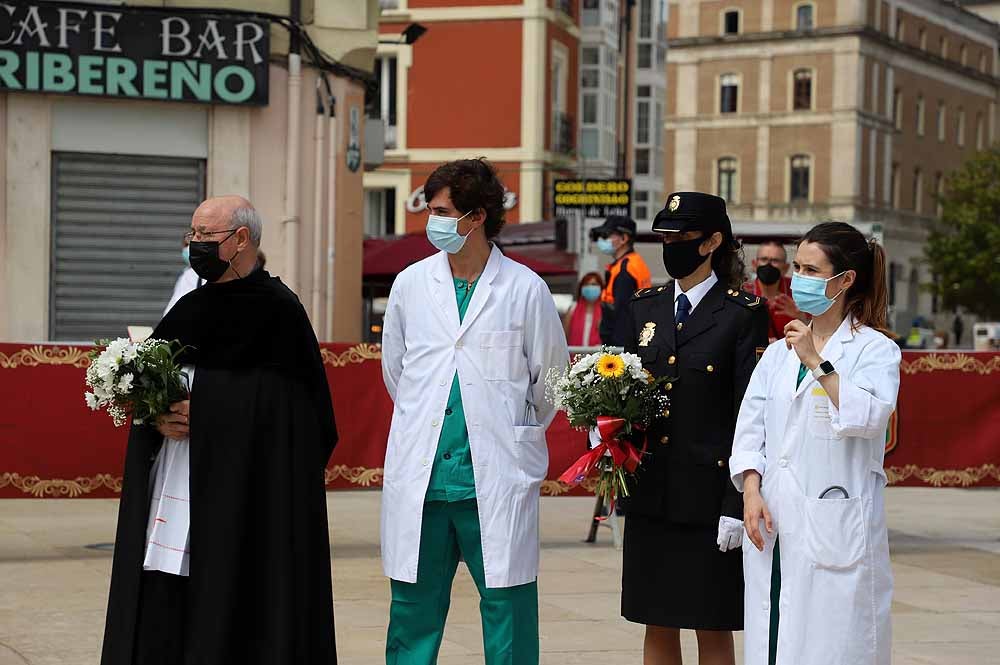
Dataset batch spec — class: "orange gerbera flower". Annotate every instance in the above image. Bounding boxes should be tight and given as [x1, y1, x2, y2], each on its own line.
[596, 354, 626, 379]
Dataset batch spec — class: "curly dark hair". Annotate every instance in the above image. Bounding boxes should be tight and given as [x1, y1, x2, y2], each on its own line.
[424, 158, 506, 239]
[712, 236, 747, 290]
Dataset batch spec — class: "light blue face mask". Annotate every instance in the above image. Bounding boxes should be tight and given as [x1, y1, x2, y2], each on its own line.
[790, 270, 847, 316]
[181, 245, 191, 267]
[581, 284, 602, 302]
[426, 210, 473, 254]
[596, 237, 615, 255]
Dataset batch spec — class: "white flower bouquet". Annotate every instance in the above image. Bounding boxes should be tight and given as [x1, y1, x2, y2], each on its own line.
[545, 348, 670, 508]
[84, 338, 189, 427]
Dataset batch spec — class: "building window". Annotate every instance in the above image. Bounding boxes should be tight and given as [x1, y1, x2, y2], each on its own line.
[916, 95, 925, 136]
[940, 37, 948, 60]
[795, 3, 814, 31]
[957, 108, 965, 147]
[935, 172, 944, 217]
[637, 43, 652, 69]
[980, 52, 989, 74]
[790, 154, 810, 203]
[960, 44, 968, 67]
[937, 102, 946, 142]
[635, 148, 650, 175]
[717, 157, 737, 203]
[918, 28, 926, 50]
[635, 190, 649, 221]
[637, 85, 651, 99]
[582, 0, 600, 27]
[793, 69, 812, 111]
[723, 10, 740, 35]
[581, 128, 600, 159]
[896, 19, 904, 42]
[582, 93, 598, 123]
[912, 168, 923, 213]
[582, 47, 600, 66]
[365, 187, 397, 237]
[891, 163, 900, 208]
[893, 89, 902, 130]
[720, 73, 739, 113]
[637, 100, 650, 144]
[977, 113, 985, 150]
[373, 56, 398, 149]
[581, 69, 599, 88]
[639, 0, 653, 39]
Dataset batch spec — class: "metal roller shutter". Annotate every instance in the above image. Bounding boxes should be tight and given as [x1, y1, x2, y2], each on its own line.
[50, 152, 206, 341]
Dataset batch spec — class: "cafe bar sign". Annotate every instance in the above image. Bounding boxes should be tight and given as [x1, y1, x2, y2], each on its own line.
[0, 2, 270, 105]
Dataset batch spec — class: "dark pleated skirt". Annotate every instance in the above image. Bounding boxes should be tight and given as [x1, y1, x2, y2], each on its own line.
[132, 571, 189, 665]
[621, 514, 744, 630]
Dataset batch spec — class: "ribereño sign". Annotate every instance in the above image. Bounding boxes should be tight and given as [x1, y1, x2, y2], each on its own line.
[0, 2, 270, 105]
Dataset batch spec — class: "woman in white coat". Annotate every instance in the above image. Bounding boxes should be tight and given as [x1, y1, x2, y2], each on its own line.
[730, 222, 901, 665]
[380, 159, 568, 665]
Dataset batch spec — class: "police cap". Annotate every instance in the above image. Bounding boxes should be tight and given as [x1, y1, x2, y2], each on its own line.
[589, 215, 637, 241]
[651, 192, 734, 244]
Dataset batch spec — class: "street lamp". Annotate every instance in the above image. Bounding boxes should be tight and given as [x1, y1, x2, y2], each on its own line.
[378, 23, 428, 45]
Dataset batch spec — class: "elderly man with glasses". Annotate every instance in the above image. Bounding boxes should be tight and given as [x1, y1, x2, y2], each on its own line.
[100, 196, 339, 665]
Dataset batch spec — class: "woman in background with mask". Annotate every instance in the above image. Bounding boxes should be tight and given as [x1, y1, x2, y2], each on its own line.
[563, 272, 604, 347]
[730, 222, 900, 665]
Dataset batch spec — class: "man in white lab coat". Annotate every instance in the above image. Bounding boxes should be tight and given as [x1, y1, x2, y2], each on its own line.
[380, 159, 568, 665]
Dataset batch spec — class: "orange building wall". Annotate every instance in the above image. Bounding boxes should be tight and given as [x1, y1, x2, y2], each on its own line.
[405, 20, 523, 149]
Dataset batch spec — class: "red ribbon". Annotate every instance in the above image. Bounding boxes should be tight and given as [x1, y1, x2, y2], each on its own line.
[558, 416, 643, 486]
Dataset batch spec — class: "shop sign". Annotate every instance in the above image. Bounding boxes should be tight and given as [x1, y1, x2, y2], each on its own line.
[553, 178, 631, 218]
[0, 2, 269, 105]
[405, 186, 518, 214]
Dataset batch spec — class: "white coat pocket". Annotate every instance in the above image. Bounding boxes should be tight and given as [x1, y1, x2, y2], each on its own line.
[802, 496, 867, 570]
[480, 330, 524, 381]
[513, 425, 548, 485]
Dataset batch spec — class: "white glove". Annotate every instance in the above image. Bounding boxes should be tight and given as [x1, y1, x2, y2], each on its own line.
[717, 516, 743, 552]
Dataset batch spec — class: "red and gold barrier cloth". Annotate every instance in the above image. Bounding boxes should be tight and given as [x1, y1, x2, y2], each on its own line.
[1, 344, 998, 498]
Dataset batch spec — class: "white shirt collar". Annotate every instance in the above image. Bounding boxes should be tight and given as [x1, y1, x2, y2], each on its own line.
[674, 271, 719, 314]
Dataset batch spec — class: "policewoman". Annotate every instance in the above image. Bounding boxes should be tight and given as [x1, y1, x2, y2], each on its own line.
[622, 192, 769, 665]
[730, 222, 900, 665]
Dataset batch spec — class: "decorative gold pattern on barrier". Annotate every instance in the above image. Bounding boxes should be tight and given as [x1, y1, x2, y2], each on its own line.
[900, 353, 1000, 375]
[324, 465, 384, 486]
[885, 464, 1000, 487]
[0, 346, 91, 369]
[0, 473, 121, 497]
[320, 344, 382, 367]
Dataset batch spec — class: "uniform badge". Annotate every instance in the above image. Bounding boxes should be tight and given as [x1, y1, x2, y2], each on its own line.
[668, 195, 680, 212]
[638, 322, 657, 347]
[755, 347, 766, 364]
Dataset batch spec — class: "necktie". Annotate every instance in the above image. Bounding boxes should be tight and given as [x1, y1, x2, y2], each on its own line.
[676, 293, 692, 325]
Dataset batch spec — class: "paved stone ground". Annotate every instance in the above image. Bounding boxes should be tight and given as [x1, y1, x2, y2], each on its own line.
[0, 487, 997, 664]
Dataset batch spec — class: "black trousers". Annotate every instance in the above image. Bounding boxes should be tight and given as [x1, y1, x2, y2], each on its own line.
[132, 571, 189, 665]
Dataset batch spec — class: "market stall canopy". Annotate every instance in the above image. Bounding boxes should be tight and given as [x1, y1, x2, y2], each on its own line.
[363, 233, 577, 281]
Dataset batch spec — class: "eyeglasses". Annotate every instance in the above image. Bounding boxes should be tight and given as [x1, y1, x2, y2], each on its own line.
[184, 228, 237, 243]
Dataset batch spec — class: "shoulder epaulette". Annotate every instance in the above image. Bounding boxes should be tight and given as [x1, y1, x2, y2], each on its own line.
[632, 285, 670, 301]
[725, 288, 763, 309]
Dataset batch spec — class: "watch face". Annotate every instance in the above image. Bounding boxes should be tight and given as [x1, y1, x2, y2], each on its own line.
[819, 361, 835, 374]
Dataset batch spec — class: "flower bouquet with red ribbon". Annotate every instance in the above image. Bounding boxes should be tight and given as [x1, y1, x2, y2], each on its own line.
[545, 349, 670, 509]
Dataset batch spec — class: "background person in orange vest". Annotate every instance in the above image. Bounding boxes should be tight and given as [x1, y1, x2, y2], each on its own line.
[590, 216, 652, 346]
[744, 240, 807, 342]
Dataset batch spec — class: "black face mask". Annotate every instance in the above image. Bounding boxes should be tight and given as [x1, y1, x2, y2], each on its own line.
[662, 236, 708, 279]
[756, 263, 782, 286]
[189, 230, 239, 283]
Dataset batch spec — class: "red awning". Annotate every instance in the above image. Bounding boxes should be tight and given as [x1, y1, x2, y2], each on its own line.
[363, 234, 576, 280]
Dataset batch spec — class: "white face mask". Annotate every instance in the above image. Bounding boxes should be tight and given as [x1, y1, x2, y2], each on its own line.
[426, 210, 473, 254]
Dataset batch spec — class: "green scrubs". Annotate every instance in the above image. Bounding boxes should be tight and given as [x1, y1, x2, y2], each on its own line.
[386, 277, 539, 665]
[770, 363, 810, 664]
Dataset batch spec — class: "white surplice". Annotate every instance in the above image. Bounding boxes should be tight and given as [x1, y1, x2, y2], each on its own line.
[143, 366, 195, 577]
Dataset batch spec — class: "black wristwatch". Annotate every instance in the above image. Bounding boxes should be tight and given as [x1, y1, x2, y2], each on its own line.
[811, 360, 836, 380]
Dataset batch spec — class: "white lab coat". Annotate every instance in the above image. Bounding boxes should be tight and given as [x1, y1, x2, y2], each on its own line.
[730, 317, 901, 665]
[380, 246, 568, 588]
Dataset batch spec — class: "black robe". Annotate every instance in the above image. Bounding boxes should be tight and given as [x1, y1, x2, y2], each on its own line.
[101, 269, 338, 665]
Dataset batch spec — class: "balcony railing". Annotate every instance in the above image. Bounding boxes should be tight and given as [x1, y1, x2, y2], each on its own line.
[552, 112, 575, 155]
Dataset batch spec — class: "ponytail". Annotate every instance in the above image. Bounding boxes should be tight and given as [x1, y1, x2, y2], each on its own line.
[800, 222, 892, 336]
